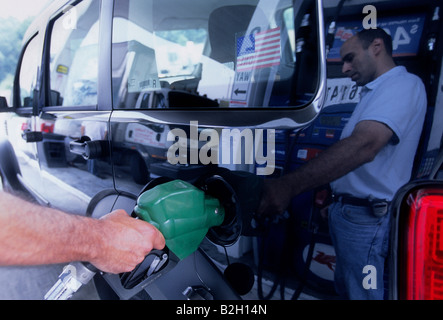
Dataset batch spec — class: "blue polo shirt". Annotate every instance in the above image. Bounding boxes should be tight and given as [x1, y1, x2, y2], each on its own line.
[330, 66, 427, 201]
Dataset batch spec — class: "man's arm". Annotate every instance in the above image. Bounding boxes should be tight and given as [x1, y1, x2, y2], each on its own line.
[258, 120, 394, 216]
[0, 191, 165, 274]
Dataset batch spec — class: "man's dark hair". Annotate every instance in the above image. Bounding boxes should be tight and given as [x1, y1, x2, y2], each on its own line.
[356, 28, 393, 56]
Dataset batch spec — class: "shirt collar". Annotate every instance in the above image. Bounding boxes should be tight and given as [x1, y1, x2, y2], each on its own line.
[364, 65, 405, 91]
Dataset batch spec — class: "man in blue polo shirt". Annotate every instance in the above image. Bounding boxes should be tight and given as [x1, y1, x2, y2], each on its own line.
[258, 28, 427, 299]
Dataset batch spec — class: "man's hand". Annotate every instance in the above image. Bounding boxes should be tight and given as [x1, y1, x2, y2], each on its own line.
[89, 210, 165, 274]
[256, 120, 394, 221]
[257, 177, 293, 219]
[0, 192, 164, 272]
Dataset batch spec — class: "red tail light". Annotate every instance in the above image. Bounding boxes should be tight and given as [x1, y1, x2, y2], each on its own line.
[401, 188, 443, 300]
[41, 122, 54, 133]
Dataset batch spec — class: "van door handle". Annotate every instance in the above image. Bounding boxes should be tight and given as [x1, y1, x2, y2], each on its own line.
[22, 130, 43, 143]
[69, 137, 109, 160]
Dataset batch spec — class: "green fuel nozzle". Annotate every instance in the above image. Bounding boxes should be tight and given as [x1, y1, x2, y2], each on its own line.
[134, 180, 225, 260]
[46, 179, 226, 300]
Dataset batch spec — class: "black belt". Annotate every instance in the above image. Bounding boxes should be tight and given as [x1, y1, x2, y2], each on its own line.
[332, 194, 372, 207]
[332, 194, 390, 217]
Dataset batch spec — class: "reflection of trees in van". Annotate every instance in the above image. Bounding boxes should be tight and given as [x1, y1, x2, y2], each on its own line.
[0, 17, 32, 100]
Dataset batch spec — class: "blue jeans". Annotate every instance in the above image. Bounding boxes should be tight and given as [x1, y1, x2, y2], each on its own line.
[328, 201, 391, 300]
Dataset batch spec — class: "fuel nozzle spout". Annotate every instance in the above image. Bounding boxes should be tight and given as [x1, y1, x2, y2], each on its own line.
[134, 180, 225, 260]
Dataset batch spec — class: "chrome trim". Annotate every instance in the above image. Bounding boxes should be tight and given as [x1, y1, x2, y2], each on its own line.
[311, 0, 327, 116]
[16, 173, 50, 206]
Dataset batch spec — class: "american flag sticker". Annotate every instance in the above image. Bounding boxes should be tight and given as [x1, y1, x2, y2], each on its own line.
[236, 27, 281, 72]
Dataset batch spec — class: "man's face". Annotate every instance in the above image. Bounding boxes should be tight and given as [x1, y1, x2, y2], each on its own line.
[340, 35, 376, 86]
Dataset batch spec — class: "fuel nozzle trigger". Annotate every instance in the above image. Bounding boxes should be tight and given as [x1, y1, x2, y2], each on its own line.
[120, 249, 170, 290]
[102, 247, 179, 299]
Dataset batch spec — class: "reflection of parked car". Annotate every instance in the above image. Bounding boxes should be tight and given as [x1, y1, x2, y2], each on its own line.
[110, 121, 169, 185]
[135, 88, 219, 109]
[0, 0, 442, 301]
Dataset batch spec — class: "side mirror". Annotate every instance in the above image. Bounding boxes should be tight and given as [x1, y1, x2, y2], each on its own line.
[0, 96, 8, 112]
[0, 96, 15, 113]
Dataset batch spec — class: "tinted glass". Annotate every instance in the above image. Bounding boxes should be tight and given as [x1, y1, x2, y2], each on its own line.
[112, 0, 316, 110]
[18, 34, 42, 107]
[49, 0, 100, 106]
